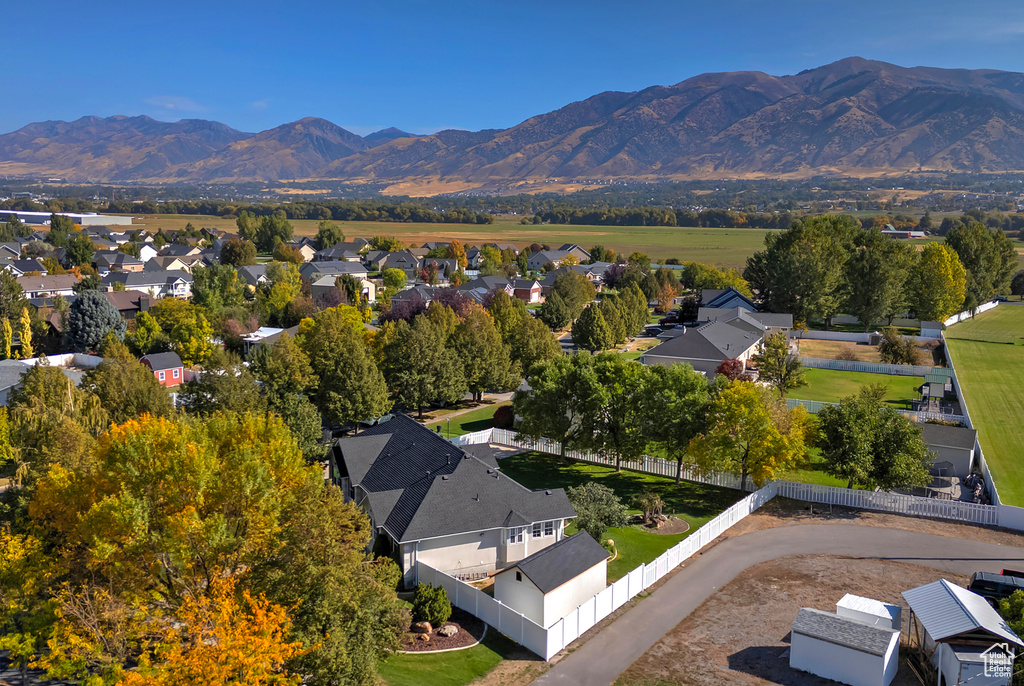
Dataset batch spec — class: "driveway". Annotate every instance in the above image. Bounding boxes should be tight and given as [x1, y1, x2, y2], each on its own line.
[533, 524, 1024, 685]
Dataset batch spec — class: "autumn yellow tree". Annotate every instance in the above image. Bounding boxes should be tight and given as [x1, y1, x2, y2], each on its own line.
[445, 239, 468, 269]
[687, 380, 806, 491]
[910, 243, 967, 322]
[119, 579, 306, 686]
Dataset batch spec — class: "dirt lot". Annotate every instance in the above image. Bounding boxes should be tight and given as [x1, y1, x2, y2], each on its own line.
[616, 555, 965, 686]
[796, 339, 882, 362]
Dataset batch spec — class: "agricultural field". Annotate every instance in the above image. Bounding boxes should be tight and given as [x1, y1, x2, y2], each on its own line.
[119, 213, 773, 267]
[945, 303, 1024, 506]
[791, 368, 922, 408]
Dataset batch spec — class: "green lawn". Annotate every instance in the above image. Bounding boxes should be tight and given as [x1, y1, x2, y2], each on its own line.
[497, 452, 743, 581]
[779, 447, 848, 487]
[426, 401, 510, 437]
[947, 337, 1024, 506]
[378, 629, 519, 686]
[945, 303, 1024, 344]
[792, 368, 922, 408]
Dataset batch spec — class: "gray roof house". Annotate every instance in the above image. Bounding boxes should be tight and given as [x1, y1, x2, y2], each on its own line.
[527, 247, 590, 272]
[696, 306, 793, 333]
[642, 318, 765, 376]
[102, 270, 193, 299]
[329, 414, 576, 585]
[17, 274, 79, 298]
[701, 287, 756, 311]
[299, 260, 369, 282]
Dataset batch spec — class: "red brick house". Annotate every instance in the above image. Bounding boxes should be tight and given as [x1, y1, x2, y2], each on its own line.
[140, 351, 185, 388]
[513, 279, 543, 304]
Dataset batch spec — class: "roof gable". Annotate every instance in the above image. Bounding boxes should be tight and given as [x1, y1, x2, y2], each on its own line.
[506, 532, 609, 593]
[903, 579, 1024, 647]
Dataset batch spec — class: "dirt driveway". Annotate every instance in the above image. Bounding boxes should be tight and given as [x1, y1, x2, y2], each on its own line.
[616, 555, 963, 686]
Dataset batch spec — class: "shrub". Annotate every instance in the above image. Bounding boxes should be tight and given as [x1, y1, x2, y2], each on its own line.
[878, 327, 922, 366]
[493, 404, 514, 429]
[567, 483, 629, 542]
[835, 347, 858, 361]
[412, 583, 451, 626]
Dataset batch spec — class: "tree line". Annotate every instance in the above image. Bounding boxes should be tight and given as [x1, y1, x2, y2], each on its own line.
[531, 206, 798, 229]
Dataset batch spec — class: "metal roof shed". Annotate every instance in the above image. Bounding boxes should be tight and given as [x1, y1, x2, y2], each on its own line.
[903, 579, 1023, 685]
[789, 607, 900, 686]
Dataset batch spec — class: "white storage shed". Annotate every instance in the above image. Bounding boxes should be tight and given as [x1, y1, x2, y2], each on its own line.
[790, 607, 900, 686]
[493, 532, 609, 628]
[903, 579, 1024, 686]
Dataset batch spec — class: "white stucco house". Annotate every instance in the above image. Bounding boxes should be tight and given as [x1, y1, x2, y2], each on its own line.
[328, 414, 576, 586]
[493, 531, 609, 628]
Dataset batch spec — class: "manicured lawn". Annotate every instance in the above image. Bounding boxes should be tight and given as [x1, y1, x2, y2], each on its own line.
[792, 368, 922, 408]
[378, 629, 519, 686]
[945, 303, 1024, 344]
[426, 401, 511, 437]
[779, 447, 848, 488]
[947, 336, 1024, 506]
[498, 452, 744, 581]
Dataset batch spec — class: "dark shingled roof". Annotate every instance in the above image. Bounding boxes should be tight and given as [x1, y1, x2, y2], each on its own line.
[336, 414, 575, 543]
[508, 532, 609, 593]
[140, 351, 183, 371]
[921, 423, 977, 451]
[792, 608, 898, 657]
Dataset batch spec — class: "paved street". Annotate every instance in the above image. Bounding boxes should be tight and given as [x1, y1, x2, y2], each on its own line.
[533, 524, 1024, 685]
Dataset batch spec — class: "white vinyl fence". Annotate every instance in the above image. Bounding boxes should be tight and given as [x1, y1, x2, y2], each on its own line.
[944, 299, 999, 326]
[798, 356, 949, 377]
[416, 482, 778, 660]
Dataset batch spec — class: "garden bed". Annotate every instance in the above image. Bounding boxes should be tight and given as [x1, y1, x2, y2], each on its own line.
[400, 608, 486, 653]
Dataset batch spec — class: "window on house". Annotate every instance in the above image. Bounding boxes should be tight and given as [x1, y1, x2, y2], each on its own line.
[532, 522, 542, 538]
[158, 371, 165, 381]
[545, 521, 554, 536]
[515, 571, 522, 582]
[172, 369, 179, 379]
[507, 527, 523, 544]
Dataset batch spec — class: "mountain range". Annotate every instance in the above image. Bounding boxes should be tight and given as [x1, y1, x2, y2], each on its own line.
[5, 57, 1024, 192]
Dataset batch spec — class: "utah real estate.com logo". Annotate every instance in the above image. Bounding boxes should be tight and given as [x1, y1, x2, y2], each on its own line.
[982, 643, 1013, 678]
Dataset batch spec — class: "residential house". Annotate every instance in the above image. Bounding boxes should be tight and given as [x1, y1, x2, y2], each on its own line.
[328, 413, 576, 586]
[17, 274, 79, 298]
[102, 270, 193, 299]
[93, 250, 144, 274]
[159, 243, 202, 258]
[696, 307, 793, 337]
[513, 278, 543, 303]
[700, 287, 756, 311]
[145, 256, 190, 273]
[299, 260, 370, 282]
[466, 246, 483, 268]
[903, 579, 1023, 686]
[421, 242, 450, 251]
[420, 258, 460, 282]
[539, 263, 610, 294]
[382, 251, 423, 280]
[282, 240, 317, 262]
[237, 264, 270, 289]
[527, 246, 590, 272]
[102, 289, 152, 321]
[457, 276, 514, 304]
[362, 250, 391, 272]
[310, 274, 376, 304]
[483, 243, 518, 254]
[642, 319, 765, 375]
[389, 284, 440, 306]
[137, 243, 159, 262]
[140, 351, 185, 388]
[493, 532, 609, 628]
[0, 243, 21, 260]
[4, 259, 47, 277]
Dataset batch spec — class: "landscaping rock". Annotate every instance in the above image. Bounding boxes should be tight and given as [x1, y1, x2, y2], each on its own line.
[438, 624, 458, 637]
[411, 621, 432, 634]
[416, 633, 431, 642]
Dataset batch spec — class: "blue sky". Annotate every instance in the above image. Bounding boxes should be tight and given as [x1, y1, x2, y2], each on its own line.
[5, 0, 1024, 136]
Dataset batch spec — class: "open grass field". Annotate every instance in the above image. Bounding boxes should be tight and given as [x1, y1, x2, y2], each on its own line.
[792, 368, 922, 408]
[945, 304, 1024, 506]
[120, 213, 773, 267]
[497, 452, 744, 581]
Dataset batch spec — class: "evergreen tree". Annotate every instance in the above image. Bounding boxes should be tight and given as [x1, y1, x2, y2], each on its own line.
[65, 290, 126, 353]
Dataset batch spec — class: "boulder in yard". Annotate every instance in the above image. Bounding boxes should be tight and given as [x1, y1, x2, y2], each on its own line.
[438, 624, 458, 637]
[412, 621, 432, 634]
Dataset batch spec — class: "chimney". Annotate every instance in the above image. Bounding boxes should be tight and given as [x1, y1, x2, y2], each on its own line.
[139, 294, 151, 312]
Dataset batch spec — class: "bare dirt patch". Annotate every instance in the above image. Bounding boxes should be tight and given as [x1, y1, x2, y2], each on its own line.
[722, 496, 1024, 548]
[616, 555, 966, 686]
[797, 338, 882, 362]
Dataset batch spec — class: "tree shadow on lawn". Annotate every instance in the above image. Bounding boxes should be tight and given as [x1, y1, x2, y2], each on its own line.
[498, 451, 744, 523]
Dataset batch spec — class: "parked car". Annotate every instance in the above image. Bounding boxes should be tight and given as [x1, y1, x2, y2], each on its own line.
[968, 572, 1024, 606]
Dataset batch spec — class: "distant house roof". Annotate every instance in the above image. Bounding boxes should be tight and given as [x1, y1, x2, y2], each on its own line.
[903, 579, 1024, 647]
[236, 264, 269, 287]
[140, 352, 183, 371]
[17, 274, 79, 293]
[700, 287, 756, 311]
[103, 270, 192, 289]
[457, 276, 512, 293]
[791, 608, 898, 657]
[507, 532, 609, 593]
[698, 306, 793, 330]
[299, 260, 369, 280]
[920, 424, 977, 451]
[334, 414, 574, 543]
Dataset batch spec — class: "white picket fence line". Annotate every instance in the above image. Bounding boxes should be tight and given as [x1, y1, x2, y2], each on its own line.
[784, 398, 966, 425]
[797, 356, 949, 377]
[944, 299, 999, 327]
[415, 482, 778, 660]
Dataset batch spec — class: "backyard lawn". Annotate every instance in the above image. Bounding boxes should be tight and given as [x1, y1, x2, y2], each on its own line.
[792, 368, 922, 408]
[425, 401, 510, 437]
[378, 630, 520, 686]
[946, 304, 1024, 506]
[497, 452, 744, 581]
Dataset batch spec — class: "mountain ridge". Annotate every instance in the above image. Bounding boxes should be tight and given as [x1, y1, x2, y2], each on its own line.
[5, 57, 1024, 189]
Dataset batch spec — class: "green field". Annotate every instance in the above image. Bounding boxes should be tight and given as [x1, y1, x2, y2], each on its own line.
[946, 304, 1024, 506]
[497, 452, 743, 581]
[792, 368, 922, 408]
[121, 213, 773, 267]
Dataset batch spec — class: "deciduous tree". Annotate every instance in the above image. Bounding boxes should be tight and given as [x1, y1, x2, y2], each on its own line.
[752, 331, 806, 398]
[910, 243, 966, 322]
[643, 363, 710, 482]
